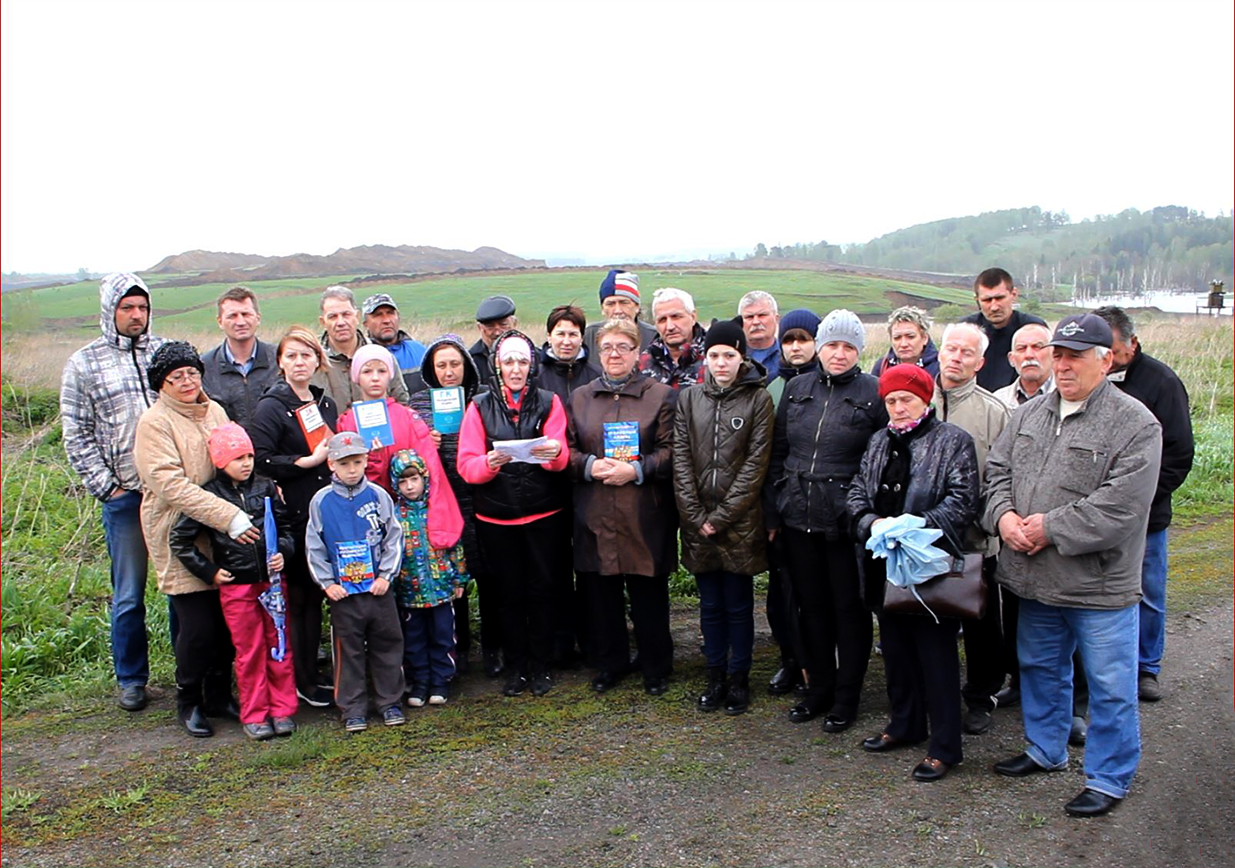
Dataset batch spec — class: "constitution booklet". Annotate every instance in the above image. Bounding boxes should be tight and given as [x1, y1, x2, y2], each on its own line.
[353, 399, 395, 448]
[430, 386, 465, 434]
[603, 421, 640, 461]
[295, 402, 333, 452]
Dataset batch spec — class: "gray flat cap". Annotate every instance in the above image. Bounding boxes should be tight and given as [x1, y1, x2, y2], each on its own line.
[475, 294, 517, 323]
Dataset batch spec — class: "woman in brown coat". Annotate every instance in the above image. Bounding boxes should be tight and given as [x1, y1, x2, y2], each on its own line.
[673, 322, 775, 715]
[568, 319, 678, 695]
[134, 342, 260, 737]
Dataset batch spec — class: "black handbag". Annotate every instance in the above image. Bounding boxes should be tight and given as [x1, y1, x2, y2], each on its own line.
[882, 551, 987, 621]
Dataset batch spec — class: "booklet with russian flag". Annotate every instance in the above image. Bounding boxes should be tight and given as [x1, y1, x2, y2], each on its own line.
[603, 420, 640, 462]
[353, 399, 395, 448]
[335, 540, 375, 595]
[430, 386, 465, 435]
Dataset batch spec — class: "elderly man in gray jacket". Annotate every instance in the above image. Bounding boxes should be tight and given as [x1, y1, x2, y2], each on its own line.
[984, 313, 1161, 819]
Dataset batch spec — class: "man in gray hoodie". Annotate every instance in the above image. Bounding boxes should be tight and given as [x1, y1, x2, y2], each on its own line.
[985, 313, 1161, 818]
[60, 273, 166, 712]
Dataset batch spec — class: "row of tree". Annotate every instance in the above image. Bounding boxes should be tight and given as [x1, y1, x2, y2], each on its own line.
[749, 206, 1233, 295]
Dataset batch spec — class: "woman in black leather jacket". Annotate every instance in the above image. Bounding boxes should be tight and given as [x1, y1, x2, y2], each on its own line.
[847, 364, 979, 783]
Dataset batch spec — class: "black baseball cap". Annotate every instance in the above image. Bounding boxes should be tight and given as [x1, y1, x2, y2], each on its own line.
[1047, 313, 1113, 351]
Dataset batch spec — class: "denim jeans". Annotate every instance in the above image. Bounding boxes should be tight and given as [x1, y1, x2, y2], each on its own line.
[1018, 597, 1140, 799]
[695, 571, 754, 673]
[101, 491, 150, 687]
[1138, 529, 1169, 675]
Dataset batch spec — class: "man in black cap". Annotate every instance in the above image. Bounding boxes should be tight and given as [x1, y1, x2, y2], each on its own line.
[986, 312, 1162, 818]
[470, 295, 517, 388]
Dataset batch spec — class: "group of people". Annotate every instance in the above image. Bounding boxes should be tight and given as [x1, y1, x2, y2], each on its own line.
[59, 265, 1194, 818]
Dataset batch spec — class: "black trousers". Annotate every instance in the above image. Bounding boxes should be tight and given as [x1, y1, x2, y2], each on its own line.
[471, 565, 500, 653]
[476, 511, 567, 677]
[452, 592, 471, 659]
[169, 588, 234, 708]
[329, 590, 404, 720]
[765, 536, 803, 667]
[782, 528, 871, 717]
[1001, 588, 1089, 717]
[284, 538, 327, 695]
[579, 572, 674, 680]
[961, 557, 1006, 712]
[878, 610, 963, 766]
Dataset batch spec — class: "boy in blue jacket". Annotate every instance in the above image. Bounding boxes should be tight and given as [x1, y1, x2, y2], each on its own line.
[305, 431, 406, 732]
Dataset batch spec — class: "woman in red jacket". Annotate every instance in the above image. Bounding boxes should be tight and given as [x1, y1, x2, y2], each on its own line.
[457, 330, 571, 698]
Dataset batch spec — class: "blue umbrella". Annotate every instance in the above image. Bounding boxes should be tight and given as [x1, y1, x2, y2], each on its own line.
[865, 513, 954, 622]
[256, 497, 288, 661]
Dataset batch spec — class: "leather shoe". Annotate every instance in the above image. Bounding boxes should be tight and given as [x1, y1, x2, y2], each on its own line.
[1138, 671, 1162, 702]
[994, 685, 1021, 708]
[963, 708, 992, 735]
[1064, 788, 1120, 817]
[644, 676, 669, 696]
[768, 665, 802, 695]
[118, 685, 148, 712]
[788, 700, 823, 723]
[1069, 715, 1088, 746]
[178, 705, 213, 738]
[861, 732, 916, 753]
[820, 713, 853, 733]
[994, 752, 1052, 777]
[912, 756, 952, 782]
[590, 671, 624, 693]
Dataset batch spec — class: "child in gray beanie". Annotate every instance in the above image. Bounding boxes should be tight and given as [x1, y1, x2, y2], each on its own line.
[816, 309, 866, 352]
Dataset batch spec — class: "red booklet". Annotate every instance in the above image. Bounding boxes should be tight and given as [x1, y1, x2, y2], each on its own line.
[295, 403, 333, 452]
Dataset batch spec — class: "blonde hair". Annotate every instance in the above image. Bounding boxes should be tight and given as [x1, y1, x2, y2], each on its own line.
[276, 325, 332, 376]
[595, 318, 639, 345]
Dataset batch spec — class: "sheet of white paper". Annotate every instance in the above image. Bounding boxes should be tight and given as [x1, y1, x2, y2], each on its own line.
[492, 436, 551, 465]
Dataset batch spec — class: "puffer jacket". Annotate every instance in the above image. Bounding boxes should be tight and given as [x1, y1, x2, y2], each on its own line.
[249, 380, 339, 531]
[408, 334, 489, 576]
[767, 364, 886, 539]
[133, 392, 244, 595]
[983, 380, 1162, 609]
[60, 273, 166, 499]
[847, 413, 980, 552]
[673, 360, 775, 576]
[200, 338, 280, 430]
[169, 475, 295, 585]
[538, 343, 601, 412]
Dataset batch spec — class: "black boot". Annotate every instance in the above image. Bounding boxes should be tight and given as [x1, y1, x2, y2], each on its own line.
[204, 670, 240, 720]
[768, 658, 803, 695]
[177, 685, 213, 738]
[697, 667, 728, 712]
[724, 671, 751, 715]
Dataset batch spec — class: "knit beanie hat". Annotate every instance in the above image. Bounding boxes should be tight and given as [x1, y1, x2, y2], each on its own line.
[147, 341, 204, 391]
[778, 308, 822, 343]
[703, 320, 747, 356]
[599, 269, 640, 304]
[816, 309, 865, 352]
[350, 344, 396, 384]
[208, 422, 254, 469]
[878, 363, 935, 405]
[496, 332, 533, 362]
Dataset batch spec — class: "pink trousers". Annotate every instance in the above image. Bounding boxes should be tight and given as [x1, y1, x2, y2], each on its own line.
[218, 582, 298, 724]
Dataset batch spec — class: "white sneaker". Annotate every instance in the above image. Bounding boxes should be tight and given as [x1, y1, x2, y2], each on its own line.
[428, 694, 448, 706]
[407, 694, 426, 708]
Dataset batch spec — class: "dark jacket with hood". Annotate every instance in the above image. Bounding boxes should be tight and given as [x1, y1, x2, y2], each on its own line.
[408, 334, 489, 575]
[169, 474, 295, 585]
[538, 343, 602, 412]
[249, 380, 340, 531]
[60, 273, 166, 499]
[201, 338, 280, 430]
[869, 338, 941, 379]
[673, 359, 775, 576]
[567, 372, 678, 577]
[767, 364, 887, 539]
[1108, 347, 1194, 532]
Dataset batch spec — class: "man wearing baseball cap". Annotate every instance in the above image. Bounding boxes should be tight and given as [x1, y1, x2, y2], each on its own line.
[985, 312, 1163, 817]
[363, 293, 427, 393]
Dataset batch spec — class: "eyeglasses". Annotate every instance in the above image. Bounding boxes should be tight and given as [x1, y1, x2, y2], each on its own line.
[599, 344, 636, 356]
[165, 370, 202, 386]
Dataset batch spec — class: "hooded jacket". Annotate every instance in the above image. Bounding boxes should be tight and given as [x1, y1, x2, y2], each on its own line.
[133, 390, 243, 595]
[767, 364, 887, 538]
[200, 338, 280, 430]
[408, 334, 488, 574]
[390, 449, 470, 609]
[60, 274, 166, 499]
[249, 380, 340, 531]
[673, 360, 775, 576]
[305, 473, 404, 591]
[170, 474, 295, 585]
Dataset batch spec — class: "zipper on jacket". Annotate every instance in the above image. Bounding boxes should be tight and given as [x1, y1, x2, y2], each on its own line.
[710, 392, 722, 492]
[804, 376, 835, 533]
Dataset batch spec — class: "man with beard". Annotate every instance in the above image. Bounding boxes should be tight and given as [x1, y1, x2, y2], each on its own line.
[363, 293, 427, 394]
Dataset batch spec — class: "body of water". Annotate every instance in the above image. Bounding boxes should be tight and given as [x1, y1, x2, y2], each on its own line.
[1068, 290, 1232, 316]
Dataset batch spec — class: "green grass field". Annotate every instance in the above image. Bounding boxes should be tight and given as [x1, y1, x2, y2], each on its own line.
[6, 269, 976, 336]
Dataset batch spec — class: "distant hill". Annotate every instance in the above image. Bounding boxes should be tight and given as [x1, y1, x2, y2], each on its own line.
[146, 244, 544, 280]
[757, 206, 1233, 297]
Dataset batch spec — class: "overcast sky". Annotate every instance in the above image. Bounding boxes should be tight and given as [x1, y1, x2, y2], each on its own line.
[3, 0, 1232, 273]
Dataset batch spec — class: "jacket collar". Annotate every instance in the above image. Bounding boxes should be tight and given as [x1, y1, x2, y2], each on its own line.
[1044, 377, 1111, 418]
[330, 474, 369, 498]
[815, 363, 860, 387]
[158, 389, 213, 421]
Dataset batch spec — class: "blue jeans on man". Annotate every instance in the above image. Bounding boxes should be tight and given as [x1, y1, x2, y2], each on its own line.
[101, 491, 150, 688]
[1017, 597, 1140, 799]
[1138, 528, 1169, 675]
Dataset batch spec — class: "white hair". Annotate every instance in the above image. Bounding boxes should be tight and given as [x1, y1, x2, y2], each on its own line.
[1094, 345, 1111, 360]
[1011, 322, 1052, 345]
[652, 287, 696, 315]
[941, 321, 990, 356]
[738, 290, 778, 316]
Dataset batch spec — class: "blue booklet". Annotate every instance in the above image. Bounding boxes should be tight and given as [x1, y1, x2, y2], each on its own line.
[335, 540, 375, 595]
[352, 399, 395, 448]
[603, 420, 640, 462]
[430, 386, 465, 435]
